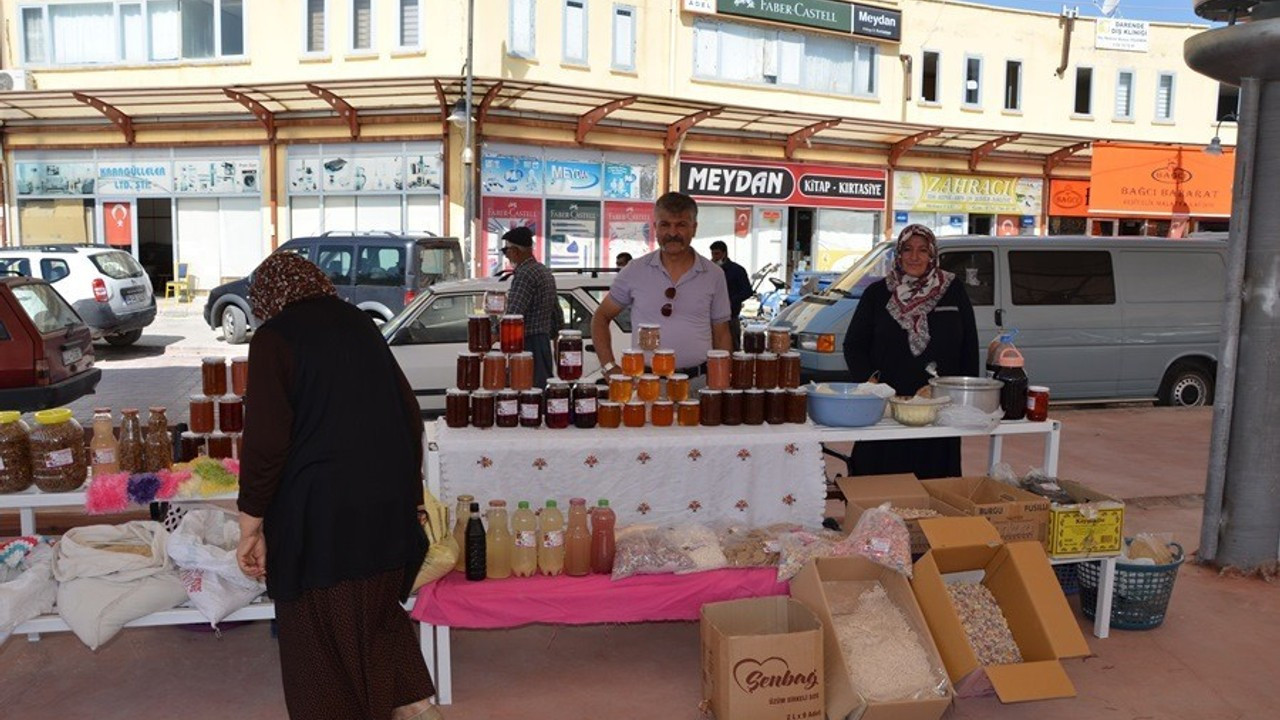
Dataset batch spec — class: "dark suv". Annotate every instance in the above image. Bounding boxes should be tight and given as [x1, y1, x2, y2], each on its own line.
[0, 276, 102, 411]
[203, 232, 464, 343]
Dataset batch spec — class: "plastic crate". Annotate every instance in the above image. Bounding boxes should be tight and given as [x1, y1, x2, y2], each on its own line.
[1078, 541, 1184, 630]
[1053, 562, 1079, 595]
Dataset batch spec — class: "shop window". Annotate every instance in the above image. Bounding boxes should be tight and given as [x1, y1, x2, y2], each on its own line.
[1155, 72, 1176, 121]
[612, 5, 636, 71]
[19, 0, 246, 65]
[351, 0, 373, 51]
[1074, 67, 1093, 116]
[1216, 82, 1239, 122]
[18, 199, 95, 245]
[316, 245, 354, 285]
[921, 51, 940, 103]
[1115, 70, 1135, 120]
[1049, 217, 1087, 236]
[305, 0, 327, 54]
[1118, 219, 1146, 236]
[509, 0, 536, 58]
[1004, 60, 1022, 111]
[398, 0, 420, 48]
[21, 8, 47, 64]
[692, 18, 877, 98]
[563, 0, 587, 65]
[356, 246, 405, 287]
[940, 251, 994, 306]
[1010, 250, 1115, 306]
[963, 55, 982, 107]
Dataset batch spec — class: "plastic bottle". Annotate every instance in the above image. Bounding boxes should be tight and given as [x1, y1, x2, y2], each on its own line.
[590, 499, 617, 575]
[511, 501, 539, 577]
[538, 500, 565, 576]
[986, 329, 1020, 377]
[144, 407, 173, 472]
[117, 408, 144, 474]
[451, 494, 474, 573]
[464, 502, 486, 581]
[485, 500, 513, 580]
[564, 497, 592, 577]
[993, 347, 1029, 421]
[89, 408, 119, 478]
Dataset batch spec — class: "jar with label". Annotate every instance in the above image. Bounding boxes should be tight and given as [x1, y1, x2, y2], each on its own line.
[544, 381, 572, 429]
[622, 401, 647, 428]
[508, 352, 535, 391]
[456, 352, 482, 391]
[496, 389, 520, 428]
[666, 373, 690, 403]
[572, 384, 598, 429]
[1026, 385, 1051, 422]
[89, 408, 119, 478]
[699, 389, 723, 426]
[231, 356, 250, 397]
[208, 431, 233, 459]
[677, 400, 701, 427]
[219, 396, 244, 434]
[722, 389, 744, 426]
[651, 349, 676, 377]
[620, 349, 645, 377]
[483, 352, 508, 391]
[471, 390, 496, 429]
[731, 352, 755, 390]
[650, 400, 675, 427]
[765, 389, 788, 425]
[500, 314, 525, 354]
[519, 389, 544, 428]
[557, 330, 584, 381]
[445, 389, 471, 428]
[117, 408, 144, 474]
[767, 328, 792, 354]
[637, 324, 662, 352]
[754, 352, 779, 389]
[706, 350, 731, 390]
[202, 357, 228, 397]
[743, 389, 766, 426]
[779, 352, 802, 389]
[0, 411, 33, 494]
[468, 313, 493, 353]
[178, 431, 205, 462]
[598, 401, 622, 429]
[144, 407, 173, 472]
[786, 388, 809, 424]
[484, 290, 507, 315]
[742, 324, 767, 354]
[28, 408, 88, 492]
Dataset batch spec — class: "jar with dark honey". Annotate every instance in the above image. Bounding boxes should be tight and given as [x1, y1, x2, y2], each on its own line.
[218, 396, 244, 434]
[519, 389, 544, 428]
[743, 389, 766, 426]
[544, 381, 571, 429]
[201, 357, 227, 396]
[445, 389, 470, 428]
[754, 352, 779, 389]
[742, 324, 767, 354]
[765, 389, 787, 425]
[496, 389, 520, 428]
[456, 351, 482, 391]
[471, 390, 496, 429]
[721, 389, 743, 426]
[786, 388, 808, 424]
[572, 383, 598, 429]
[230, 356, 249, 396]
[500, 314, 525, 354]
[731, 352, 755, 390]
[189, 394, 215, 434]
[468, 313, 493, 353]
[698, 389, 723, 427]
[779, 352, 802, 389]
[557, 330, 584, 381]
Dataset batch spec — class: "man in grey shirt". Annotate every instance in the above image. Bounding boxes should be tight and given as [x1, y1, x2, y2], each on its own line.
[591, 192, 732, 379]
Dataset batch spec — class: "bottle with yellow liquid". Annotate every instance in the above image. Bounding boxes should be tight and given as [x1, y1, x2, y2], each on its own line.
[564, 498, 592, 577]
[89, 408, 119, 478]
[538, 500, 565, 576]
[511, 501, 538, 577]
[485, 500, 512, 580]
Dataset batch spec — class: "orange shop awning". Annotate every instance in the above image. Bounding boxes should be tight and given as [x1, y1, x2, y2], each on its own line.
[1089, 142, 1234, 218]
[1048, 179, 1091, 217]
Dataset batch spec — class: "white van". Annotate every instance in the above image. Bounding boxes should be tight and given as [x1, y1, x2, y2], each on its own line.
[771, 235, 1227, 406]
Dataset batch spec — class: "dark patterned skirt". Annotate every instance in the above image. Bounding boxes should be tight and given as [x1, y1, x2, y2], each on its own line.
[275, 568, 435, 720]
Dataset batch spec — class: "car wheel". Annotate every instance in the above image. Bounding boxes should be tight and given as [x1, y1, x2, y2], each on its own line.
[222, 305, 249, 344]
[105, 329, 143, 346]
[1158, 362, 1213, 407]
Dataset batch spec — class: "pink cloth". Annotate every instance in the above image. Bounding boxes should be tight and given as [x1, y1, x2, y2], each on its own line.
[411, 568, 787, 629]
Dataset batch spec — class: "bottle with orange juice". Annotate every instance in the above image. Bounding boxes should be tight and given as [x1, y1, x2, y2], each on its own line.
[564, 497, 592, 576]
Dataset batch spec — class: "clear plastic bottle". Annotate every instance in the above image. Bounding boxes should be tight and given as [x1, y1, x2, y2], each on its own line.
[117, 408, 144, 474]
[590, 499, 617, 575]
[485, 500, 513, 580]
[538, 500, 565, 576]
[511, 501, 539, 577]
[464, 502, 486, 581]
[89, 408, 119, 478]
[451, 494, 475, 573]
[564, 497, 592, 577]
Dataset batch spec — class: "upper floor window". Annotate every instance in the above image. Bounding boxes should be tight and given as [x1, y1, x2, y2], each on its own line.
[963, 55, 982, 107]
[398, 0, 420, 49]
[1114, 70, 1135, 120]
[509, 0, 536, 58]
[694, 19, 877, 98]
[1217, 82, 1240, 121]
[20, 0, 246, 66]
[920, 51, 939, 103]
[1074, 66, 1094, 116]
[305, 0, 327, 54]
[1004, 60, 1021, 111]
[1155, 72, 1176, 122]
[351, 0, 373, 52]
[563, 0, 587, 65]
[612, 4, 635, 71]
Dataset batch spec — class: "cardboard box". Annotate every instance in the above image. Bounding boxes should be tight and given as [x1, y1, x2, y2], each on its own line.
[701, 597, 824, 720]
[921, 477, 1050, 544]
[838, 474, 967, 556]
[1046, 479, 1125, 559]
[790, 557, 954, 720]
[910, 517, 1092, 703]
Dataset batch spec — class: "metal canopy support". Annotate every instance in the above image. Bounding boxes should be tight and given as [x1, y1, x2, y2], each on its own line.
[306, 83, 360, 139]
[577, 96, 637, 144]
[476, 81, 504, 137]
[1044, 140, 1091, 175]
[969, 133, 1022, 172]
[432, 79, 450, 136]
[888, 128, 943, 167]
[785, 119, 841, 159]
[72, 92, 135, 144]
[223, 89, 276, 141]
[665, 108, 723, 151]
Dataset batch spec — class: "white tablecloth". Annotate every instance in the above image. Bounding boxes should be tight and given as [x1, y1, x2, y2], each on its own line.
[433, 421, 826, 528]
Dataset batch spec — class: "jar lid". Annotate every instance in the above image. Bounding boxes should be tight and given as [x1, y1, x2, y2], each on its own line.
[766, 388, 787, 395]
[723, 388, 743, 395]
[220, 395, 243, 403]
[745, 388, 766, 395]
[758, 352, 778, 360]
[547, 379, 569, 387]
[520, 388, 544, 396]
[625, 400, 645, 407]
[469, 312, 490, 319]
[190, 394, 210, 402]
[638, 323, 661, 330]
[654, 348, 675, 355]
[489, 499, 507, 507]
[485, 351, 506, 358]
[640, 373, 659, 381]
[34, 408, 73, 425]
[608, 374, 632, 382]
[446, 388, 470, 396]
[698, 388, 722, 396]
[668, 373, 688, 381]
[559, 329, 582, 338]
[457, 350, 481, 358]
[679, 400, 700, 406]
[767, 327, 790, 334]
[746, 323, 768, 332]
[621, 348, 644, 355]
[512, 351, 533, 358]
[598, 400, 619, 407]
[517, 500, 530, 509]
[1029, 385, 1050, 393]
[122, 407, 139, 414]
[497, 389, 519, 398]
[93, 406, 111, 413]
[0, 410, 21, 424]
[231, 356, 249, 362]
[501, 314, 524, 320]
[781, 351, 801, 358]
[180, 431, 202, 438]
[569, 497, 587, 505]
[707, 350, 730, 358]
[788, 387, 809, 395]
[472, 389, 495, 397]
[732, 352, 754, 360]
[653, 400, 674, 406]
[148, 406, 166, 413]
[202, 356, 226, 364]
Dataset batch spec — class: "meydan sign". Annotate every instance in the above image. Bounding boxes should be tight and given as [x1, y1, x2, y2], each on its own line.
[715, 0, 902, 42]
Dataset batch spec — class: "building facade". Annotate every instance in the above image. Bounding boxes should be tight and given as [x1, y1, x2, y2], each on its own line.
[0, 0, 1235, 290]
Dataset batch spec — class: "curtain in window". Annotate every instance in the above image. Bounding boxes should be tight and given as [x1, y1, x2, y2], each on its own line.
[148, 0, 180, 60]
[776, 32, 803, 86]
[1156, 75, 1174, 119]
[854, 44, 876, 95]
[693, 20, 718, 76]
[564, 1, 586, 62]
[307, 0, 326, 53]
[718, 23, 766, 82]
[1115, 73, 1133, 118]
[804, 34, 852, 94]
[353, 0, 373, 50]
[612, 7, 634, 69]
[510, 0, 535, 56]
[182, 0, 215, 59]
[117, 4, 145, 62]
[400, 0, 420, 47]
[22, 8, 47, 64]
[50, 4, 115, 64]
[221, 0, 245, 55]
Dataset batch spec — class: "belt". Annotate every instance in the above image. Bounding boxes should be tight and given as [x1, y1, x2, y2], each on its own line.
[677, 363, 708, 378]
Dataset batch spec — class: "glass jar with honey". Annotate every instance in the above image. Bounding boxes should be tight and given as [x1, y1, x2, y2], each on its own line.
[665, 373, 690, 403]
[623, 401, 647, 428]
[620, 349, 645, 377]
[636, 374, 661, 403]
[608, 374, 634, 404]
[598, 401, 622, 429]
[677, 400, 701, 427]
[651, 400, 675, 427]
[706, 350, 731, 390]
[699, 389, 723, 427]
[651, 349, 676, 377]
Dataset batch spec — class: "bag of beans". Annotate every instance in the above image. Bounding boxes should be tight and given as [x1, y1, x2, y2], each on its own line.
[841, 502, 912, 578]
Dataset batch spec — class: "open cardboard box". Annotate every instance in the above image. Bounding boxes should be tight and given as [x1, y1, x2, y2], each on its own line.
[911, 517, 1091, 702]
[837, 474, 967, 555]
[921, 476, 1050, 544]
[791, 557, 953, 720]
[701, 597, 825, 720]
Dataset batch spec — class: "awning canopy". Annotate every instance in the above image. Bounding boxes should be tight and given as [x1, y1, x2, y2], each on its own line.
[0, 76, 1096, 171]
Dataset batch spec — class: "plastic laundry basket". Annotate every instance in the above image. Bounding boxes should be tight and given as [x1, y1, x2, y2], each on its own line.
[1078, 541, 1184, 630]
[1053, 563, 1079, 595]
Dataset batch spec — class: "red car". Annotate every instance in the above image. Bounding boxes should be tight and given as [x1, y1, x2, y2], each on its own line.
[0, 275, 102, 412]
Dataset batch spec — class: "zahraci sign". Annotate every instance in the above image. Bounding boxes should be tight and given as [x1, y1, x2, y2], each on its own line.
[679, 157, 887, 210]
[713, 0, 902, 42]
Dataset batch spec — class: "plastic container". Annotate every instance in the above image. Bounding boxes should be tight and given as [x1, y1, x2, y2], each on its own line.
[511, 501, 539, 577]
[888, 396, 951, 427]
[28, 408, 88, 492]
[0, 411, 33, 493]
[993, 347, 1029, 421]
[117, 408, 144, 474]
[564, 498, 591, 577]
[1078, 541, 1185, 630]
[485, 500, 513, 580]
[806, 383, 888, 427]
[144, 407, 173, 472]
[538, 500, 566, 576]
[590, 499, 617, 574]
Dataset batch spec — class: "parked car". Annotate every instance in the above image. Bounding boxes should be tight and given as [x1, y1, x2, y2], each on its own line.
[0, 275, 102, 412]
[0, 245, 156, 346]
[772, 235, 1227, 406]
[203, 232, 464, 343]
[382, 268, 629, 414]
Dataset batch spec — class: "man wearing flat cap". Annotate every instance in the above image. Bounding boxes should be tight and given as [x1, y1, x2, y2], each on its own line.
[502, 226, 559, 387]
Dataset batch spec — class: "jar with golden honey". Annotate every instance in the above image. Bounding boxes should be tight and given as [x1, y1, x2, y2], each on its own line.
[636, 374, 661, 404]
[608, 374, 634, 404]
[598, 401, 622, 429]
[623, 401, 647, 428]
[706, 350, 731, 390]
[620, 349, 645, 377]
[677, 400, 701, 427]
[483, 352, 508, 391]
[651, 349, 676, 377]
[665, 373, 690, 403]
[651, 400, 675, 427]
[508, 352, 535, 391]
[500, 314, 525, 354]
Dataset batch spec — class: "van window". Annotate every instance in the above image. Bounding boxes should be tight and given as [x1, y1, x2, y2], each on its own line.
[416, 244, 465, 287]
[89, 250, 145, 279]
[316, 245, 354, 285]
[0, 258, 33, 277]
[0, 318, 9, 340]
[828, 242, 895, 296]
[940, 251, 994, 306]
[1119, 251, 1224, 303]
[356, 246, 405, 287]
[1010, 250, 1115, 305]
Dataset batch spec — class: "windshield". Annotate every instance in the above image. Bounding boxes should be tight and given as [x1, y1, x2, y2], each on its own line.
[416, 244, 465, 288]
[827, 242, 896, 296]
[12, 282, 82, 333]
[90, 250, 146, 280]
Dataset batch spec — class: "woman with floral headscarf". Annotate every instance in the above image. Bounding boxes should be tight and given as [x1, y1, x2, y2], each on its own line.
[842, 225, 978, 478]
[235, 252, 442, 720]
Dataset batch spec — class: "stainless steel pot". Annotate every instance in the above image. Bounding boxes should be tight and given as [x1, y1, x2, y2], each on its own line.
[928, 376, 1003, 414]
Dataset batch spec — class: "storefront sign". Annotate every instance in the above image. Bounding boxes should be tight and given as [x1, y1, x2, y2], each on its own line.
[893, 171, 1043, 215]
[175, 160, 260, 194]
[18, 155, 263, 197]
[481, 196, 543, 275]
[544, 159, 603, 198]
[1089, 143, 1233, 218]
[1095, 18, 1149, 53]
[683, 0, 716, 14]
[1049, 179, 1091, 218]
[480, 153, 543, 195]
[604, 161, 659, 200]
[713, 0, 900, 41]
[852, 4, 901, 41]
[681, 157, 886, 210]
[546, 199, 601, 269]
[97, 162, 172, 194]
[603, 201, 656, 262]
[14, 162, 96, 196]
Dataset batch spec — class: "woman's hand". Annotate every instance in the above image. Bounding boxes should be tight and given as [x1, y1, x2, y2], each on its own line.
[237, 514, 267, 580]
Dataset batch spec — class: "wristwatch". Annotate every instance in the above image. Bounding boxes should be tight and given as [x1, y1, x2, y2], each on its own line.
[601, 362, 618, 378]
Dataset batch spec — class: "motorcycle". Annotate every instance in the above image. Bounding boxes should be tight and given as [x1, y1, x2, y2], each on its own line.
[740, 262, 784, 321]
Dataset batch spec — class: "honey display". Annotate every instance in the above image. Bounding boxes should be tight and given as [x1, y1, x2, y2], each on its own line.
[28, 408, 87, 492]
[207, 432, 234, 459]
[666, 373, 690, 403]
[218, 396, 244, 434]
[508, 352, 534, 391]
[500, 314, 525, 354]
[598, 401, 622, 428]
[755, 352, 779, 389]
[446, 389, 470, 428]
[651, 349, 676, 377]
[0, 412, 33, 494]
[637, 324, 662, 352]
[483, 352, 508, 391]
[144, 407, 173, 472]
[706, 350, 731, 390]
[201, 357, 228, 396]
[572, 384, 598, 429]
[471, 390, 496, 429]
[765, 389, 787, 425]
[743, 389, 766, 426]
[786, 388, 808, 424]
[779, 352, 802, 389]
[518, 389, 544, 428]
[496, 389, 520, 428]
[651, 400, 675, 427]
[731, 352, 755, 390]
[620, 349, 645, 377]
[742, 324, 767, 354]
[677, 400, 701, 427]
[468, 313, 493, 353]
[189, 395, 215, 434]
[767, 328, 792, 354]
[544, 382, 571, 429]
[608, 374, 634, 404]
[722, 389, 744, 426]
[557, 330, 584, 381]
[622, 401, 646, 428]
[178, 431, 205, 462]
[699, 389, 723, 427]
[636, 374, 661, 403]
[456, 352, 482, 391]
[230, 356, 249, 396]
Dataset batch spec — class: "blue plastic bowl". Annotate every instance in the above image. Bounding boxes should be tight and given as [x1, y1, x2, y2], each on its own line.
[807, 383, 888, 427]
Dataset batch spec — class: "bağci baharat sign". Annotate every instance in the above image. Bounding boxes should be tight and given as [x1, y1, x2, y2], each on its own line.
[679, 157, 887, 210]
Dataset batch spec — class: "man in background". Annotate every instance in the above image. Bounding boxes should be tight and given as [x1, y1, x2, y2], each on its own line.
[502, 226, 559, 387]
[615, 252, 632, 268]
[710, 240, 754, 351]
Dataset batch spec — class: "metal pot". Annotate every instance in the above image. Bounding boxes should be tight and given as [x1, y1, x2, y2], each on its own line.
[928, 376, 1003, 414]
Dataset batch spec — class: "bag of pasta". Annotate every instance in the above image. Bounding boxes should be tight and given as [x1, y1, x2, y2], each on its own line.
[839, 502, 913, 578]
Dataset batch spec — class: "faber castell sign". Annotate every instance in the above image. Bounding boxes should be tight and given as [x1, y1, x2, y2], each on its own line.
[715, 0, 901, 42]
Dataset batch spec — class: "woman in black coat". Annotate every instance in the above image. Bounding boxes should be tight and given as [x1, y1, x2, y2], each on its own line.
[843, 224, 978, 479]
